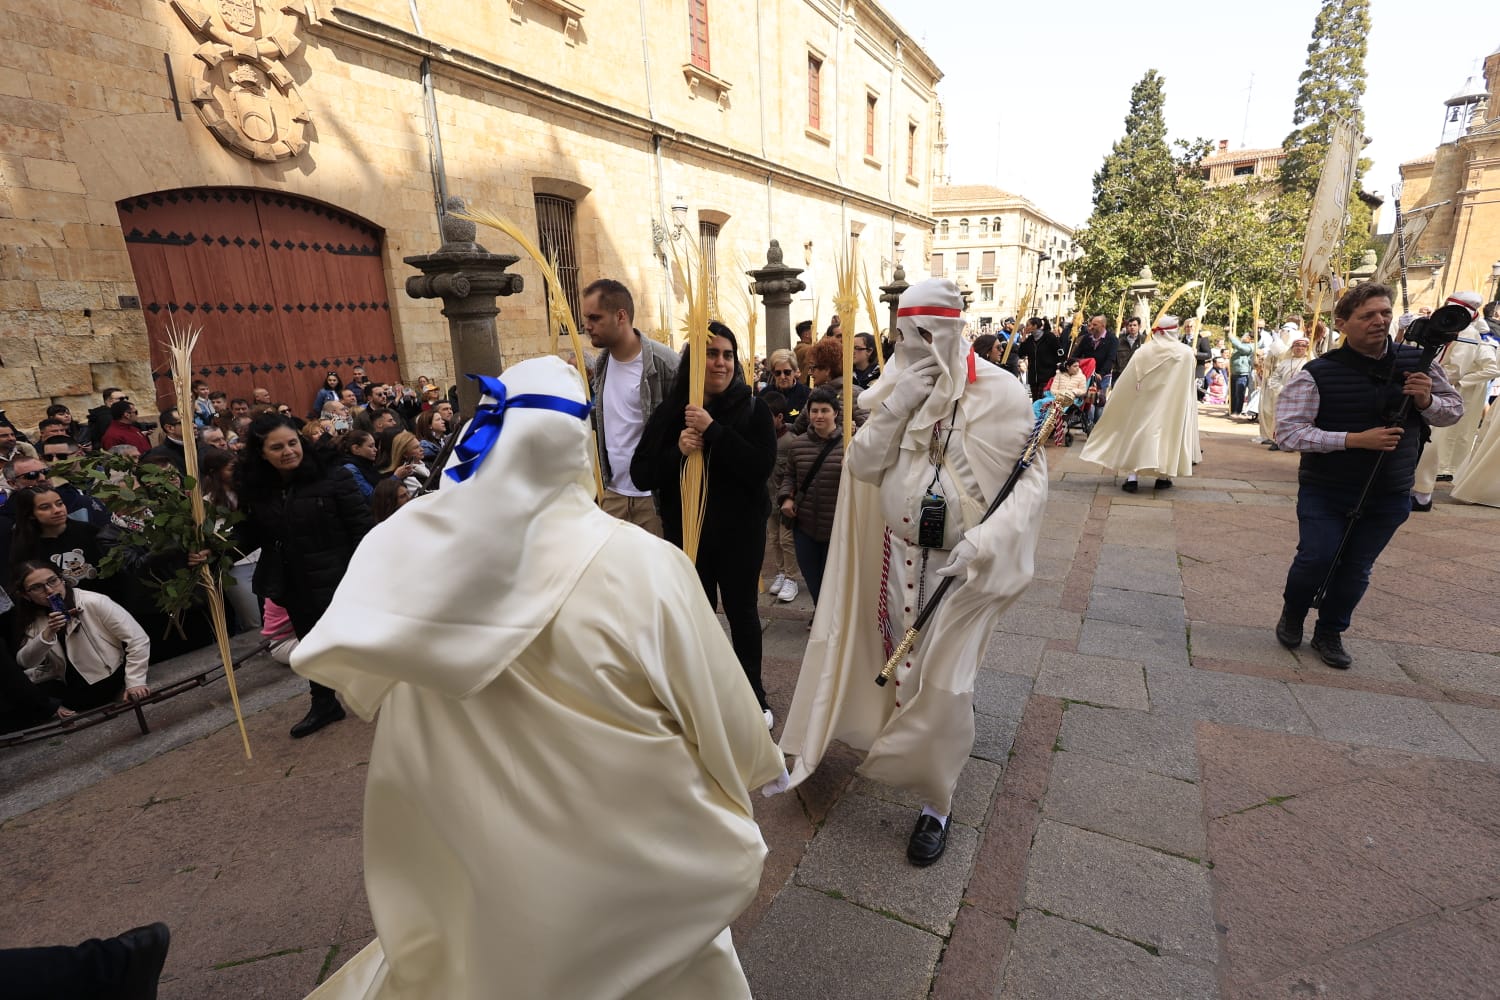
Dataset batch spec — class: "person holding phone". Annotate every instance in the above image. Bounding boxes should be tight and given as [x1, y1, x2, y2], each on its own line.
[12, 559, 151, 716]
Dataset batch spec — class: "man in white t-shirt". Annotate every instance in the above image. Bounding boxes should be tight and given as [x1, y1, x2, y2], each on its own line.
[583, 278, 680, 537]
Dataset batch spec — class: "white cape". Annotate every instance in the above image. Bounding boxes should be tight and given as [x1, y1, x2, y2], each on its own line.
[1414, 334, 1500, 491]
[1452, 410, 1500, 506]
[293, 358, 783, 1000]
[1080, 334, 1198, 478]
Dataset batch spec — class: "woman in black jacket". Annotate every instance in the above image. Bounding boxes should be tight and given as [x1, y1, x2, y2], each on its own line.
[236, 414, 372, 738]
[631, 322, 778, 724]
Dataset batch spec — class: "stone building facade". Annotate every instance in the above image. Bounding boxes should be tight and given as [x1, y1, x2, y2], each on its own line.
[1397, 44, 1500, 310]
[0, 0, 939, 429]
[928, 184, 1076, 332]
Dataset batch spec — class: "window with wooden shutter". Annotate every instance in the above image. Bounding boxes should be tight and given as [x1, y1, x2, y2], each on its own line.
[907, 123, 917, 177]
[689, 0, 710, 72]
[929, 253, 944, 278]
[807, 55, 822, 130]
[956, 251, 969, 272]
[865, 94, 877, 157]
[981, 250, 996, 278]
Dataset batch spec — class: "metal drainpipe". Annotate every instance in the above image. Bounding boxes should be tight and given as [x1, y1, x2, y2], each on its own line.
[638, 0, 673, 331]
[408, 0, 448, 224]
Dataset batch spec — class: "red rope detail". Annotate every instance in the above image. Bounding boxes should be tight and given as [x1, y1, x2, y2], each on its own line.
[877, 527, 894, 660]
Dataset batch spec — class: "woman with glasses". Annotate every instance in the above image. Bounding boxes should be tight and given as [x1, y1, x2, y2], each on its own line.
[766, 349, 809, 424]
[11, 559, 150, 716]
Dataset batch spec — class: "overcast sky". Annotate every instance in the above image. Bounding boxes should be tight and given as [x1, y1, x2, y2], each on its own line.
[880, 0, 1496, 231]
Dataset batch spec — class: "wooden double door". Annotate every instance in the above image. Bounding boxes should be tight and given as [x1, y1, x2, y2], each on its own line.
[119, 187, 400, 417]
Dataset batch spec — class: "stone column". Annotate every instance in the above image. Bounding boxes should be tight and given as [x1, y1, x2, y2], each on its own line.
[879, 264, 910, 341]
[404, 196, 524, 418]
[747, 240, 806, 356]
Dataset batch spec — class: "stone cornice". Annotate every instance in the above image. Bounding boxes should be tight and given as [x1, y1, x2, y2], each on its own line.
[314, 7, 935, 228]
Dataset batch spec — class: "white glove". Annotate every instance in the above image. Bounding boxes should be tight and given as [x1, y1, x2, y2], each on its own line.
[883, 357, 940, 416]
[935, 537, 977, 581]
[761, 767, 793, 797]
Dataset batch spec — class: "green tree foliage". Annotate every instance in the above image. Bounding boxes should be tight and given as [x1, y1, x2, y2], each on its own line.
[1278, 0, 1371, 200]
[1068, 71, 1299, 323]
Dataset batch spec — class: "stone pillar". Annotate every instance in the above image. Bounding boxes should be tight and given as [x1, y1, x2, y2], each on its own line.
[1127, 265, 1159, 327]
[747, 239, 806, 356]
[404, 196, 524, 418]
[879, 263, 910, 341]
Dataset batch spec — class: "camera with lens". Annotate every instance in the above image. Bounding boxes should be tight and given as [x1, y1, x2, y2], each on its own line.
[1402, 303, 1470, 350]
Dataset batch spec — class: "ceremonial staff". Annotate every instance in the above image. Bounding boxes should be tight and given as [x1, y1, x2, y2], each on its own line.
[876, 399, 1065, 686]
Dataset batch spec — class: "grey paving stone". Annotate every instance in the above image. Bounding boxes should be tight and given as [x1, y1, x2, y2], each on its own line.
[974, 670, 1034, 720]
[1058, 705, 1200, 782]
[1176, 477, 1256, 490]
[793, 793, 978, 935]
[1145, 666, 1314, 734]
[981, 632, 1049, 678]
[1094, 544, 1183, 597]
[1035, 651, 1150, 710]
[1290, 686, 1485, 760]
[1078, 620, 1189, 669]
[996, 604, 1083, 642]
[973, 707, 1021, 765]
[850, 756, 1001, 829]
[1328, 636, 1412, 685]
[1171, 490, 1235, 504]
[742, 885, 942, 1000]
[1103, 521, 1178, 551]
[1015, 579, 1066, 608]
[1034, 555, 1073, 582]
[1106, 504, 1175, 523]
[997, 910, 1221, 1000]
[1042, 752, 1205, 857]
[1024, 820, 1218, 962]
[1088, 587, 1187, 631]
[1186, 620, 1299, 668]
[1390, 646, 1500, 699]
[1432, 703, 1500, 762]
[1229, 491, 1294, 506]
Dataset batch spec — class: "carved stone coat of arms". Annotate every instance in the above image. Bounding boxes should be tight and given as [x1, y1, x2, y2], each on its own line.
[171, 0, 314, 162]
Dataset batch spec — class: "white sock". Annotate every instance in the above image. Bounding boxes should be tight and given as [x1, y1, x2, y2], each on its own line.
[920, 805, 948, 827]
[1126, 473, 1139, 484]
[1413, 491, 1432, 504]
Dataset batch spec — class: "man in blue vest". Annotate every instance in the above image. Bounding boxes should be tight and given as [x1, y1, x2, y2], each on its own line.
[1273, 283, 1463, 669]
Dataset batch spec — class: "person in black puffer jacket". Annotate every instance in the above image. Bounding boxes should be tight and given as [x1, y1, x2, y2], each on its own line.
[632, 321, 778, 722]
[236, 414, 372, 738]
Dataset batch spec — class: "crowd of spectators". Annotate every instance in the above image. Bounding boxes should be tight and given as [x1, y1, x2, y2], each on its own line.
[0, 372, 459, 737]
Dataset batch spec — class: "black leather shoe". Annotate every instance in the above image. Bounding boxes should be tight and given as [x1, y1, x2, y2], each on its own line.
[1121, 480, 1139, 493]
[1267, 443, 1281, 451]
[1436, 474, 1454, 482]
[117, 922, 171, 1000]
[290, 699, 346, 739]
[1154, 478, 1173, 490]
[1276, 607, 1305, 649]
[1310, 631, 1353, 670]
[1411, 497, 1433, 512]
[907, 814, 949, 867]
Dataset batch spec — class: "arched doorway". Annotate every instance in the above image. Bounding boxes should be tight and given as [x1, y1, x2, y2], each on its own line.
[118, 187, 400, 417]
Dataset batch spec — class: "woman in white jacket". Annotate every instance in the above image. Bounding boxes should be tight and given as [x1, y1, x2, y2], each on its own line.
[13, 559, 151, 716]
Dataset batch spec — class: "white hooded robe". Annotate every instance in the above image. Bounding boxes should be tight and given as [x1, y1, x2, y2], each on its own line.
[1080, 332, 1198, 479]
[294, 357, 784, 1000]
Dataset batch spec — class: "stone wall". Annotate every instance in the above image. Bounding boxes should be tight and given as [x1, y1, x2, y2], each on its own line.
[0, 0, 939, 432]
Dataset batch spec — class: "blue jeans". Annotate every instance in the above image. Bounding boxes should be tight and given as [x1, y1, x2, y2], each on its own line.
[1230, 373, 1251, 414]
[1282, 484, 1410, 634]
[792, 528, 831, 604]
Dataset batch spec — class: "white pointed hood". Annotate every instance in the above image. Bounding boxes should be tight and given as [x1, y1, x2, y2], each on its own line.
[293, 356, 617, 718]
[859, 277, 969, 449]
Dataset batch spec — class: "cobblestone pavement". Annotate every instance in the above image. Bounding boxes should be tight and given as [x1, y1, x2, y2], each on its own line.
[4, 407, 1499, 999]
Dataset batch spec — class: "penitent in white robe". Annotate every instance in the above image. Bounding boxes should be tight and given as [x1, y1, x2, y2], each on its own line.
[1451, 408, 1500, 506]
[1414, 334, 1500, 492]
[778, 361, 1046, 814]
[293, 357, 783, 1000]
[1080, 334, 1198, 479]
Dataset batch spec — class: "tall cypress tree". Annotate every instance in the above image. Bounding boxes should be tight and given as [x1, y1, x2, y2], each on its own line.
[1091, 70, 1175, 216]
[1278, 0, 1371, 199]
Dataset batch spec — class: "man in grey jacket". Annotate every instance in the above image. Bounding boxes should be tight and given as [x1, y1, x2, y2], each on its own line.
[583, 278, 679, 537]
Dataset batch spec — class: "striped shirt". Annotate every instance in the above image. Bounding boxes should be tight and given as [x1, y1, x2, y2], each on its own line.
[1274, 350, 1462, 453]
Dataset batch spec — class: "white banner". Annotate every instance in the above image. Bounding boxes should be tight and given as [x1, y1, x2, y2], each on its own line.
[1299, 121, 1361, 309]
[1373, 211, 1431, 287]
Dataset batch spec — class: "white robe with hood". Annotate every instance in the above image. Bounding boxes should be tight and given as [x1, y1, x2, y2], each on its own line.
[294, 357, 784, 1000]
[777, 277, 1047, 814]
[1413, 318, 1500, 492]
[1451, 397, 1500, 506]
[1079, 332, 1198, 479]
